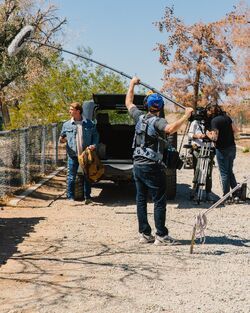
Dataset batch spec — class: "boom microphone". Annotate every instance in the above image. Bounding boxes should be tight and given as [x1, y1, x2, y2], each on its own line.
[8, 25, 186, 110]
[8, 25, 34, 57]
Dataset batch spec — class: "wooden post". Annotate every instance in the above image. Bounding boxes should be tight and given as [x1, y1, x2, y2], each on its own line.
[190, 224, 196, 254]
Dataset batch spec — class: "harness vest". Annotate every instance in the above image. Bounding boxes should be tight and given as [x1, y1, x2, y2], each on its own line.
[132, 114, 166, 163]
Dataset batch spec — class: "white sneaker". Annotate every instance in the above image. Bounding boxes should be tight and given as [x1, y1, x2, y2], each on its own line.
[139, 233, 155, 244]
[154, 234, 178, 246]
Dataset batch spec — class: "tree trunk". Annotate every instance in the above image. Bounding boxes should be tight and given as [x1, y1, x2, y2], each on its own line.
[193, 55, 203, 111]
[0, 97, 4, 130]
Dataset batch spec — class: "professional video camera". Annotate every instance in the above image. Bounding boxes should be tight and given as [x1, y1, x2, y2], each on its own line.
[188, 107, 207, 122]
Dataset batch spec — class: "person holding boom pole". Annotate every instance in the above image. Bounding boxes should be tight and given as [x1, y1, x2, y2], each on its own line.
[126, 77, 193, 245]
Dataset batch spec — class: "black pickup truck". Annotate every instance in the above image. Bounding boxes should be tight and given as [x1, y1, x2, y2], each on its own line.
[82, 94, 177, 199]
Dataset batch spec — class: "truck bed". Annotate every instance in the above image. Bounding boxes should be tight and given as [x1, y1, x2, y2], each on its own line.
[97, 124, 135, 160]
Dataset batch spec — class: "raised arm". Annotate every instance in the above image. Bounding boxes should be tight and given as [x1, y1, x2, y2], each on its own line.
[125, 76, 140, 111]
[164, 107, 193, 135]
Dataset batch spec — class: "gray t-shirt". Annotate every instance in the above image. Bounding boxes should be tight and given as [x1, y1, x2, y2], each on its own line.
[129, 107, 168, 164]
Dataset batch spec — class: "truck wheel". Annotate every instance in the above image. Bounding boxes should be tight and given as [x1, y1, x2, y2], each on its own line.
[165, 168, 177, 200]
[74, 173, 84, 200]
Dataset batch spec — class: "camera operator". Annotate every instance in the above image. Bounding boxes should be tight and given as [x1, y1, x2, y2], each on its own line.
[188, 107, 215, 202]
[206, 103, 239, 203]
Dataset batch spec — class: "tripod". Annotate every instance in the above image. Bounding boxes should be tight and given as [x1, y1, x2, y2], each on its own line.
[192, 141, 214, 204]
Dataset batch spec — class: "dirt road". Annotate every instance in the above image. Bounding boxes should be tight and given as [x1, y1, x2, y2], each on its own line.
[0, 151, 249, 313]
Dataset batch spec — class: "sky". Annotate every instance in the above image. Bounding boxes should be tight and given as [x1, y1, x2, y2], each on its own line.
[52, 0, 248, 90]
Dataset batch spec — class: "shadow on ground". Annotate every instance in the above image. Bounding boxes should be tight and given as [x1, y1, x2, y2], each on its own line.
[13, 172, 66, 208]
[0, 217, 45, 266]
[92, 181, 136, 206]
[168, 183, 221, 209]
[201, 235, 249, 247]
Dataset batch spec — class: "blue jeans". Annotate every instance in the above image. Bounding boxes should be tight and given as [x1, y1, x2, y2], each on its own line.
[67, 156, 91, 200]
[216, 145, 237, 195]
[133, 163, 168, 237]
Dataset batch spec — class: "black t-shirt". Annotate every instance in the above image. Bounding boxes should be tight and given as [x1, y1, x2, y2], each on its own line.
[211, 114, 235, 149]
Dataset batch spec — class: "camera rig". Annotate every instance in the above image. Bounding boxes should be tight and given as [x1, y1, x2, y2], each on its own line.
[188, 107, 208, 123]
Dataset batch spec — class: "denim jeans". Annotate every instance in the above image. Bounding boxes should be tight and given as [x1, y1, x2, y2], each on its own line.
[216, 145, 237, 195]
[133, 163, 168, 237]
[67, 156, 91, 200]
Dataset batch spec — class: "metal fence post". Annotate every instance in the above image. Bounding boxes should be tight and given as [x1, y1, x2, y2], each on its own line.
[19, 128, 30, 185]
[0, 122, 66, 200]
[52, 123, 58, 166]
[0, 130, 11, 197]
[40, 126, 46, 175]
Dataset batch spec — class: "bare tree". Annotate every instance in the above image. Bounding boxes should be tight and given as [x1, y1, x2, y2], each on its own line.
[224, 1, 250, 106]
[154, 6, 235, 110]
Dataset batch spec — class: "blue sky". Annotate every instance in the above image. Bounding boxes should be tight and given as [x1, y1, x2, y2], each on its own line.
[53, 0, 247, 90]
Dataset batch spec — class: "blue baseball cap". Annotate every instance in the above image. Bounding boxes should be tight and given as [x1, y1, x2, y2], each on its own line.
[146, 93, 164, 111]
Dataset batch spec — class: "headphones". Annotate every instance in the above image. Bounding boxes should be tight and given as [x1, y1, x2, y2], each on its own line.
[143, 91, 164, 112]
[143, 90, 154, 109]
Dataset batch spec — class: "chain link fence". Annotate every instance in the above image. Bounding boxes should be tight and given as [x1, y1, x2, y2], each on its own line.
[0, 123, 66, 199]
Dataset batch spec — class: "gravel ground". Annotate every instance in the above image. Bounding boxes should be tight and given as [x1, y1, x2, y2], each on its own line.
[0, 149, 249, 313]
